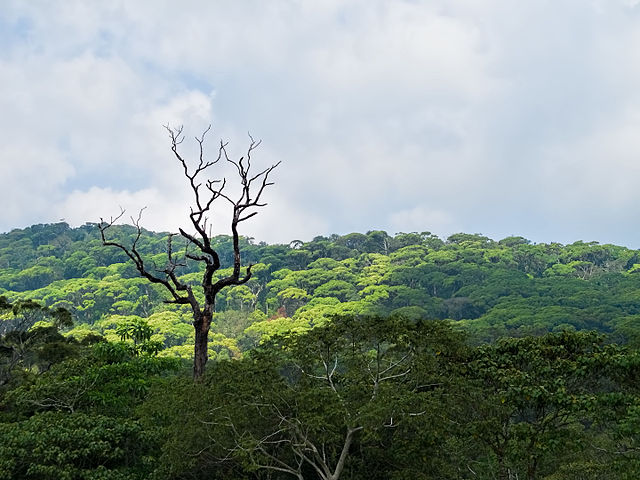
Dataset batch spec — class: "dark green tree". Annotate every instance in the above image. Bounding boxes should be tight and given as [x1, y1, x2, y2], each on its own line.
[154, 315, 465, 480]
[0, 298, 74, 387]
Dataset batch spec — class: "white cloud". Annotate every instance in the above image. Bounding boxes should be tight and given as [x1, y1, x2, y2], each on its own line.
[536, 106, 640, 210]
[389, 206, 459, 237]
[0, 144, 74, 226]
[54, 187, 168, 229]
[3, 1, 640, 247]
[242, 189, 330, 244]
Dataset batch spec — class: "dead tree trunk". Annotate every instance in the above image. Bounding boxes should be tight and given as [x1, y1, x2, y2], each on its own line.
[99, 125, 279, 379]
[193, 307, 213, 380]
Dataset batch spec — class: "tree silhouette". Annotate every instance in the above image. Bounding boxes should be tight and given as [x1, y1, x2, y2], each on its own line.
[99, 125, 279, 379]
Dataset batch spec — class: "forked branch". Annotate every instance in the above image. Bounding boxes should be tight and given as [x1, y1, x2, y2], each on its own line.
[98, 208, 195, 307]
[100, 124, 279, 379]
[163, 125, 280, 300]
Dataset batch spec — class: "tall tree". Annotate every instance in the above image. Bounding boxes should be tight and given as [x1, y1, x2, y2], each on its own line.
[99, 125, 279, 379]
[202, 315, 464, 480]
[0, 297, 74, 387]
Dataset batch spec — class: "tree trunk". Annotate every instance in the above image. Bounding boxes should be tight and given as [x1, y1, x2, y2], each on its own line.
[99, 126, 278, 382]
[328, 426, 362, 480]
[193, 310, 212, 379]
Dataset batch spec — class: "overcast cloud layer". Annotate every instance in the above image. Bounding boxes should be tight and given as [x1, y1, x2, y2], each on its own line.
[2, 0, 640, 246]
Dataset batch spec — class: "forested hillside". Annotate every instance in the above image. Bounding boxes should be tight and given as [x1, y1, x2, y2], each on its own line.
[1, 222, 640, 353]
[2, 222, 640, 479]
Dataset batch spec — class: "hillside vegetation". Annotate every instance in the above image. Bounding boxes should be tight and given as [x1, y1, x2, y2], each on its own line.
[1, 222, 640, 479]
[1, 222, 640, 353]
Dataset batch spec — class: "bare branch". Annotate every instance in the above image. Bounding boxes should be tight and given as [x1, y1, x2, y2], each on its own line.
[101, 124, 278, 379]
[99, 209, 193, 306]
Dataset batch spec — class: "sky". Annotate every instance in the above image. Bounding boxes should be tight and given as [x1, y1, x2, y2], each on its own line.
[2, 0, 640, 247]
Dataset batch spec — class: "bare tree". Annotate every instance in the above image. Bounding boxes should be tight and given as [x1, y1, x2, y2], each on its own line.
[210, 317, 428, 480]
[99, 125, 279, 379]
[223, 400, 363, 480]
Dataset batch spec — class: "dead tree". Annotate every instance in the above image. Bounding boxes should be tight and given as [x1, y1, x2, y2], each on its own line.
[99, 125, 279, 379]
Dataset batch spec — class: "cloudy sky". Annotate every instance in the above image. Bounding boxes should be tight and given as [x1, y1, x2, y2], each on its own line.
[2, 1, 640, 247]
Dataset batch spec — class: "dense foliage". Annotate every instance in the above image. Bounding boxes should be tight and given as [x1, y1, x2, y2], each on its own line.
[2, 222, 640, 478]
[1, 308, 640, 479]
[2, 223, 640, 351]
